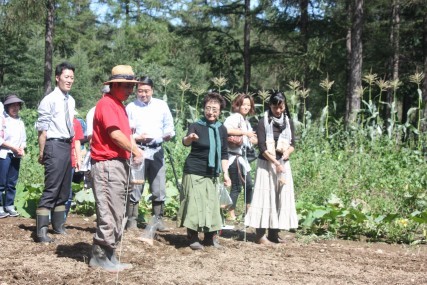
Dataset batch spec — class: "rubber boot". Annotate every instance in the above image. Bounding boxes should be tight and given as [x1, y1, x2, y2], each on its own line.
[153, 201, 169, 232]
[105, 248, 133, 270]
[267, 229, 286, 244]
[125, 202, 139, 230]
[203, 231, 222, 249]
[89, 244, 124, 273]
[187, 228, 204, 250]
[255, 228, 274, 246]
[65, 197, 72, 218]
[36, 208, 53, 243]
[52, 205, 67, 234]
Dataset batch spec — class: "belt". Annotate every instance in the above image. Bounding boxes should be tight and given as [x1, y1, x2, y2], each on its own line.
[47, 138, 73, 143]
[137, 142, 162, 149]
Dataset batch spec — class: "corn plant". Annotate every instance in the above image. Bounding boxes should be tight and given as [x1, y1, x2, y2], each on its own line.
[287, 80, 301, 115]
[211, 75, 227, 95]
[223, 91, 239, 112]
[159, 78, 171, 102]
[257, 89, 270, 114]
[363, 72, 378, 103]
[177, 79, 191, 122]
[409, 72, 425, 150]
[191, 87, 206, 119]
[355, 86, 365, 127]
[375, 78, 389, 118]
[319, 76, 334, 138]
[300, 87, 310, 127]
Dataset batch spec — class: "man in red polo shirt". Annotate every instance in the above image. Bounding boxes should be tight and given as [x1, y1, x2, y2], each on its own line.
[89, 65, 143, 272]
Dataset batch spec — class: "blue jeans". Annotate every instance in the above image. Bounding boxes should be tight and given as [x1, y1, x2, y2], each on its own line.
[0, 153, 21, 206]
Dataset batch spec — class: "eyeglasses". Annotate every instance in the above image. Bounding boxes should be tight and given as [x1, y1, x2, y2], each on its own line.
[204, 106, 219, 113]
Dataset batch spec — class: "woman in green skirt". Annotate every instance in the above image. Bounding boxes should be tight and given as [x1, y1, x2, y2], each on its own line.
[179, 92, 231, 250]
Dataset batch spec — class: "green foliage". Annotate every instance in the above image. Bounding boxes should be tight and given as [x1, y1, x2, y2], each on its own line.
[14, 183, 44, 218]
[73, 187, 96, 216]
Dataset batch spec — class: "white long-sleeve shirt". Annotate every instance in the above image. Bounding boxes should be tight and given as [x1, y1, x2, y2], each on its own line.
[126, 97, 175, 144]
[0, 113, 27, 159]
[36, 87, 75, 139]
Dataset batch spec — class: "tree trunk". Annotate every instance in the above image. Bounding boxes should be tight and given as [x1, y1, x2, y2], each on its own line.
[346, 0, 364, 125]
[345, 0, 352, 124]
[299, 0, 309, 122]
[43, 0, 55, 96]
[387, 0, 401, 123]
[422, 9, 427, 132]
[243, 0, 251, 92]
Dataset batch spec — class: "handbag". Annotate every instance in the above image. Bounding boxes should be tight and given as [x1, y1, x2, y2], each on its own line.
[227, 135, 243, 148]
[245, 146, 258, 163]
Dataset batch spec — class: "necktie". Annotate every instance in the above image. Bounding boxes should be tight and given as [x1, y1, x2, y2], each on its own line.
[64, 96, 74, 137]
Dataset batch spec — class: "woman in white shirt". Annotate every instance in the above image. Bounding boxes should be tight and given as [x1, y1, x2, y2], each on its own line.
[0, 95, 26, 218]
[223, 94, 257, 221]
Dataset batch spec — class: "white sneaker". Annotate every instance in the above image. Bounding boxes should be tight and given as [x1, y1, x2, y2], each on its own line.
[5, 206, 19, 217]
[0, 207, 9, 218]
[221, 224, 234, 230]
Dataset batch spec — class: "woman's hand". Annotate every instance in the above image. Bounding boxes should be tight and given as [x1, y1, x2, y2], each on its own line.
[275, 163, 285, 173]
[281, 146, 294, 160]
[249, 135, 258, 145]
[187, 133, 199, 141]
[282, 149, 290, 160]
[223, 173, 231, 187]
[183, 133, 199, 146]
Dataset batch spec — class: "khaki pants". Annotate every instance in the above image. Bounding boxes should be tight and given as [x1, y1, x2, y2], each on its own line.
[91, 159, 129, 249]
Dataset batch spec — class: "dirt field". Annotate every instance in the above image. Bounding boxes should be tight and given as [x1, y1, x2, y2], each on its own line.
[0, 215, 426, 285]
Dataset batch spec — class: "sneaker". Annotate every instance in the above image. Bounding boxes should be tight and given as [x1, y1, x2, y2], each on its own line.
[0, 208, 9, 219]
[221, 224, 234, 230]
[5, 206, 19, 217]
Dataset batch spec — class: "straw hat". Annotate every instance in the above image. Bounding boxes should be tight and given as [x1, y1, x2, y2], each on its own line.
[103, 65, 140, 85]
[3, 94, 24, 106]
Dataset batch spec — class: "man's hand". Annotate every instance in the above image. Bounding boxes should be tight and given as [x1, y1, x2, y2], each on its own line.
[132, 148, 144, 165]
[162, 133, 173, 142]
[38, 153, 44, 165]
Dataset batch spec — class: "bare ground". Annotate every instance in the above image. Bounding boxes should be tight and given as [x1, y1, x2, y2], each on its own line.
[0, 215, 426, 285]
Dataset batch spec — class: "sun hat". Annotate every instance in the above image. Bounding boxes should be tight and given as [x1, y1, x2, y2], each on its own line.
[3, 94, 24, 106]
[103, 65, 140, 85]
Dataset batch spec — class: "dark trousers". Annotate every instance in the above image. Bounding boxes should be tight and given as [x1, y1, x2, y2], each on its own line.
[228, 158, 253, 209]
[0, 153, 21, 206]
[129, 147, 166, 203]
[38, 140, 72, 209]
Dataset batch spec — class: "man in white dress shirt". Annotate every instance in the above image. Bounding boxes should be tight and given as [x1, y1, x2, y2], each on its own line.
[35, 62, 76, 243]
[126, 76, 175, 231]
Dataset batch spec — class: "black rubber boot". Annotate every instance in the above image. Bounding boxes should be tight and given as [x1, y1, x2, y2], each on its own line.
[267, 229, 286, 244]
[105, 248, 133, 270]
[125, 202, 139, 230]
[89, 244, 124, 273]
[52, 205, 67, 234]
[203, 231, 222, 249]
[153, 202, 169, 232]
[187, 228, 204, 250]
[36, 208, 53, 243]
